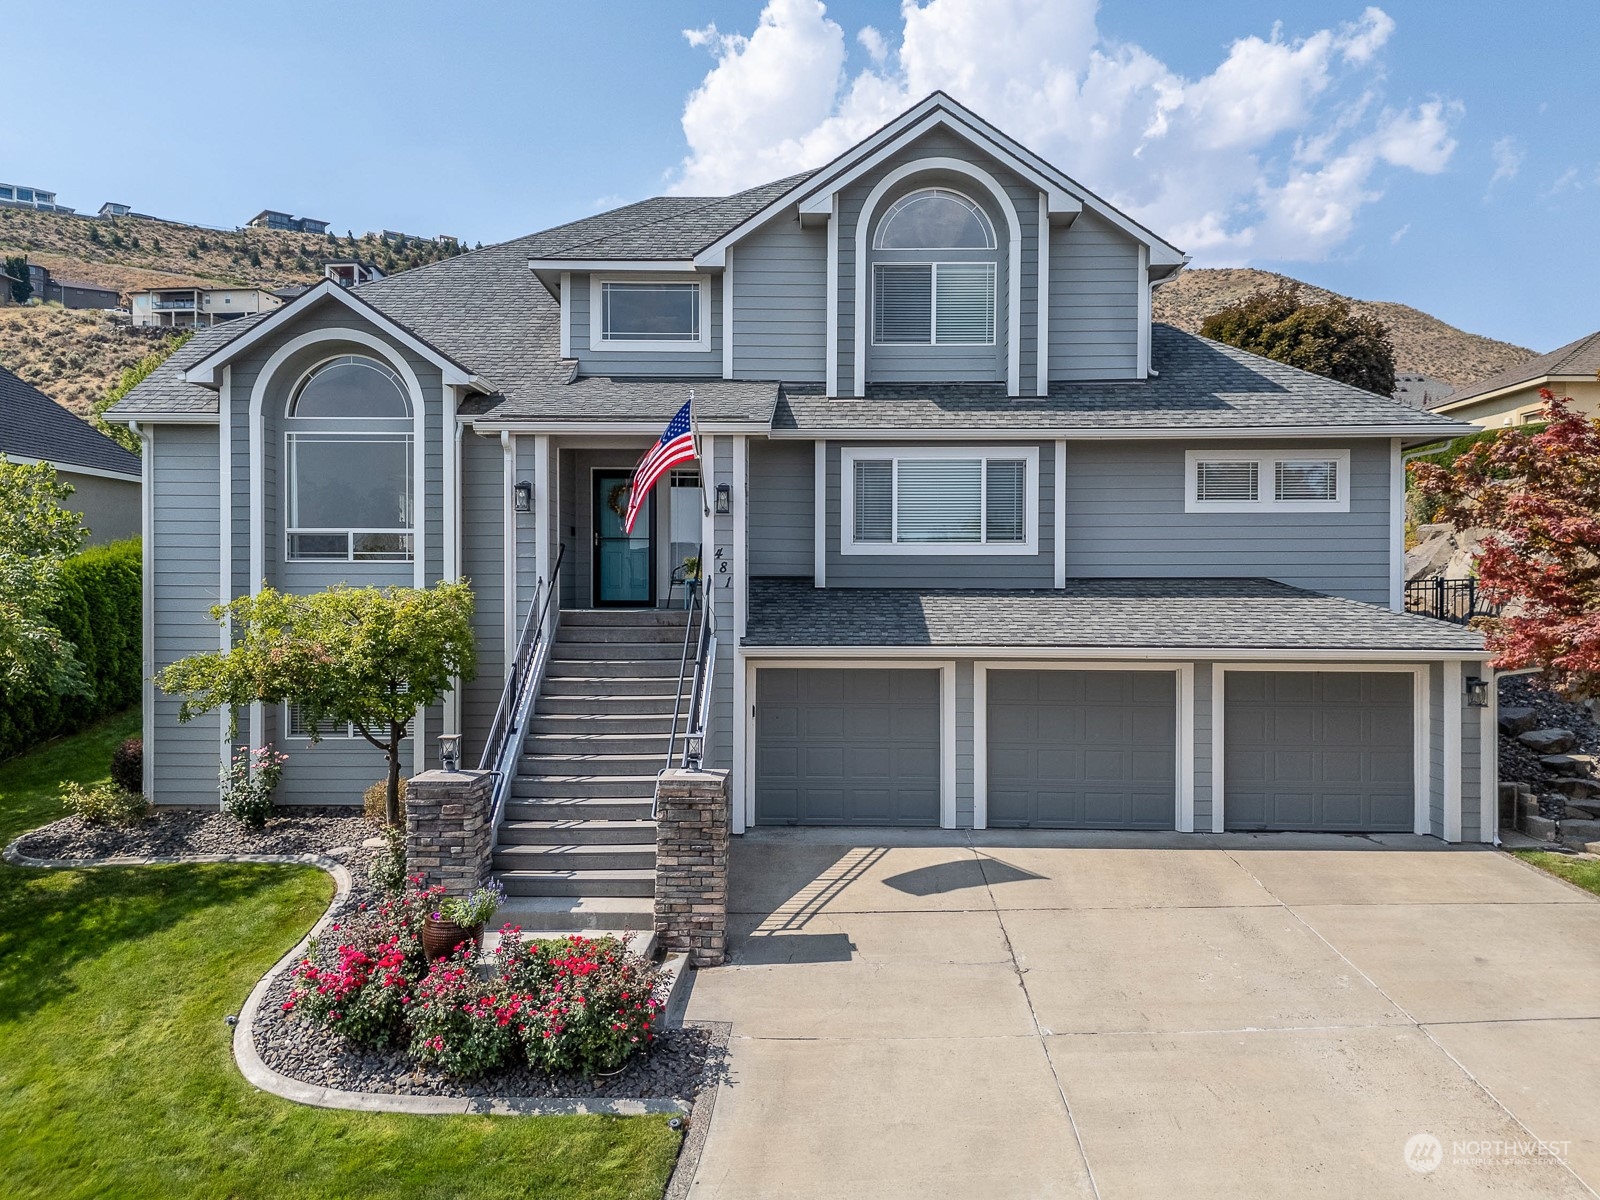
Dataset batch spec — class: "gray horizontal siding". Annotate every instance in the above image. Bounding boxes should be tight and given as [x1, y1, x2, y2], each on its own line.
[748, 439, 813, 578]
[1049, 211, 1138, 381]
[570, 272, 723, 378]
[460, 429, 505, 763]
[1062, 440, 1391, 605]
[732, 216, 826, 382]
[824, 440, 1055, 588]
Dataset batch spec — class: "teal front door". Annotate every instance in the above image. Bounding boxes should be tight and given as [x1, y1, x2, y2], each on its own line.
[593, 470, 654, 606]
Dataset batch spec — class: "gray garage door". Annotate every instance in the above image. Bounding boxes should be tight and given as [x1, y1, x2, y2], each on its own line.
[1225, 672, 1414, 832]
[987, 670, 1176, 829]
[755, 668, 941, 826]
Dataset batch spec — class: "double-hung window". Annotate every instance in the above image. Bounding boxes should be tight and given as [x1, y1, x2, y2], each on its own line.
[591, 277, 711, 352]
[1185, 450, 1350, 513]
[842, 447, 1038, 554]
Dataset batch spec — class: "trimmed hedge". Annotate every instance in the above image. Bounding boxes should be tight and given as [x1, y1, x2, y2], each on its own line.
[0, 538, 142, 761]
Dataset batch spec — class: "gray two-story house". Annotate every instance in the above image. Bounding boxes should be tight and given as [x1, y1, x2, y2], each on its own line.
[111, 94, 1488, 927]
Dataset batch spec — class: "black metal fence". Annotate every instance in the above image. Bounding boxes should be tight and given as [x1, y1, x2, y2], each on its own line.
[1404, 577, 1499, 625]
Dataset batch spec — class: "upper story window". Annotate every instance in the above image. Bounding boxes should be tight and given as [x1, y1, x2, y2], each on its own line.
[873, 189, 996, 250]
[1185, 450, 1350, 514]
[842, 446, 1038, 556]
[591, 277, 711, 352]
[870, 188, 998, 348]
[284, 354, 414, 562]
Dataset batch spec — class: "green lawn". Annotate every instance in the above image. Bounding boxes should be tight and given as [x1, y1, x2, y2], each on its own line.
[1511, 849, 1600, 898]
[0, 715, 682, 1200]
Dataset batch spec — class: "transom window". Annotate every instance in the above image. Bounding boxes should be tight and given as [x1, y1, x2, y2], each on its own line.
[873, 188, 996, 250]
[873, 262, 996, 345]
[1185, 450, 1350, 513]
[593, 278, 710, 351]
[288, 354, 410, 418]
[842, 447, 1038, 555]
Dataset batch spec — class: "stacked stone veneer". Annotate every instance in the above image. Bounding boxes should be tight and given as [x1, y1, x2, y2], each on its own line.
[405, 769, 493, 896]
[654, 769, 730, 967]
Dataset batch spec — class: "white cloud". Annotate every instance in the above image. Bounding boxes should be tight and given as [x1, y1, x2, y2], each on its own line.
[673, 0, 1461, 263]
[1489, 136, 1523, 186]
[1390, 222, 1410, 244]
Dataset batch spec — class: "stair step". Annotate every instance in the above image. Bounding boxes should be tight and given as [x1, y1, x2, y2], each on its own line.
[537, 693, 681, 715]
[505, 797, 655, 821]
[489, 895, 656, 932]
[556, 624, 693, 644]
[493, 843, 657, 872]
[545, 659, 687, 679]
[498, 817, 657, 844]
[542, 674, 688, 695]
[511, 774, 661, 799]
[524, 734, 671, 757]
[520, 750, 664, 770]
[498, 868, 656, 899]
[551, 642, 686, 661]
[528, 714, 675, 735]
[560, 609, 692, 629]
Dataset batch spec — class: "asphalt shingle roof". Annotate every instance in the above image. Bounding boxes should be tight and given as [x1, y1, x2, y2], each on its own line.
[744, 577, 1487, 652]
[773, 325, 1475, 435]
[1432, 328, 1600, 409]
[0, 364, 141, 476]
[464, 378, 779, 424]
[104, 316, 272, 416]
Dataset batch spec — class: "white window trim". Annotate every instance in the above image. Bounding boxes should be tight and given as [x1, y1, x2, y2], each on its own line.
[588, 274, 712, 353]
[871, 187, 997, 251]
[840, 445, 1039, 556]
[281, 353, 413, 419]
[1184, 449, 1351, 514]
[870, 261, 998, 347]
[284, 431, 416, 562]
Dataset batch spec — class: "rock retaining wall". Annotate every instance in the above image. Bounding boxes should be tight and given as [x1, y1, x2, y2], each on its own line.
[654, 770, 729, 968]
[405, 769, 492, 896]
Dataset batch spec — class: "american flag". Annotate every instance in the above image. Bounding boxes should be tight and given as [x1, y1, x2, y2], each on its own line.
[624, 397, 697, 533]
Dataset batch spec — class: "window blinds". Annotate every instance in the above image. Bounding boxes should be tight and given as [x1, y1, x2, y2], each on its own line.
[897, 458, 983, 542]
[872, 265, 933, 344]
[1274, 460, 1338, 501]
[851, 455, 1027, 545]
[872, 262, 996, 345]
[852, 459, 894, 542]
[1195, 460, 1260, 502]
[934, 263, 996, 344]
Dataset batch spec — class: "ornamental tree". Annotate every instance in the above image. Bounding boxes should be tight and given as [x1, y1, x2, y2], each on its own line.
[1200, 283, 1397, 396]
[1409, 390, 1600, 696]
[0, 455, 88, 698]
[158, 582, 477, 824]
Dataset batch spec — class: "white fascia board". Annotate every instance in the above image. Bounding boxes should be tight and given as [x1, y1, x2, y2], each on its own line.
[738, 644, 1489, 662]
[182, 280, 485, 391]
[528, 258, 703, 273]
[9, 455, 142, 482]
[765, 424, 1482, 441]
[100, 411, 220, 426]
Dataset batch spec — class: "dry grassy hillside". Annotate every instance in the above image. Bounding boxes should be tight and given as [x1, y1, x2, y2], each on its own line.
[0, 306, 175, 414]
[1154, 267, 1531, 387]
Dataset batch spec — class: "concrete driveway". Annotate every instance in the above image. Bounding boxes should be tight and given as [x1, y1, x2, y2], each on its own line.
[680, 831, 1600, 1200]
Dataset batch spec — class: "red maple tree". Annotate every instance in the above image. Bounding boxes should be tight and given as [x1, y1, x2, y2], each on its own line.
[1410, 389, 1600, 696]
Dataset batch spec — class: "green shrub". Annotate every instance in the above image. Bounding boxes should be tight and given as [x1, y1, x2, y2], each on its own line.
[0, 539, 142, 762]
[110, 737, 143, 794]
[219, 746, 287, 829]
[363, 776, 405, 823]
[61, 779, 149, 825]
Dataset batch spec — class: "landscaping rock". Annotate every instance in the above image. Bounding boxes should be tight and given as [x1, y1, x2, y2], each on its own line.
[1520, 814, 1560, 841]
[1498, 706, 1540, 736]
[16, 806, 377, 862]
[1551, 778, 1600, 800]
[1519, 729, 1578, 754]
[1540, 754, 1584, 776]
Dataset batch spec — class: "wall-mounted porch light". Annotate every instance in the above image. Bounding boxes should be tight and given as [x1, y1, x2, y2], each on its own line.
[714, 483, 732, 515]
[1464, 676, 1490, 708]
[438, 733, 462, 772]
[512, 481, 533, 513]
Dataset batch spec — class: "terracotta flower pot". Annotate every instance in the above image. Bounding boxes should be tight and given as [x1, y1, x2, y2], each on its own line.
[421, 915, 484, 962]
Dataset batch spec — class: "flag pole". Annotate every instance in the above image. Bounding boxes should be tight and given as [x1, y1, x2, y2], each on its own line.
[688, 388, 713, 518]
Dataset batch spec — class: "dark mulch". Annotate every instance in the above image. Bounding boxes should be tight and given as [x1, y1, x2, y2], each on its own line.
[14, 806, 380, 863]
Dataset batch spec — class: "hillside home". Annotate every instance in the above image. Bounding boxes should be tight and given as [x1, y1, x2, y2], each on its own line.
[99, 202, 132, 218]
[1429, 329, 1600, 427]
[0, 182, 72, 213]
[325, 259, 385, 287]
[109, 95, 1490, 927]
[1, 365, 140, 543]
[248, 210, 330, 234]
[21, 262, 121, 311]
[129, 286, 283, 328]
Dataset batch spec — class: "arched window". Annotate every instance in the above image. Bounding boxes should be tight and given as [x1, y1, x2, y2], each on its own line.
[288, 354, 410, 418]
[873, 188, 996, 250]
[284, 354, 414, 562]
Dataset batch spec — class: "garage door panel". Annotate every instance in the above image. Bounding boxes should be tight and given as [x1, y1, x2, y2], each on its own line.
[756, 668, 941, 827]
[1225, 671, 1414, 832]
[988, 670, 1176, 830]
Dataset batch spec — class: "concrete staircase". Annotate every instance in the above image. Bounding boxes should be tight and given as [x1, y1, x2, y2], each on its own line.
[491, 608, 690, 931]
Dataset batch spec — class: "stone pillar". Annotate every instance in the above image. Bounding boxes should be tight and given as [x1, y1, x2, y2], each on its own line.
[404, 769, 493, 896]
[654, 768, 730, 967]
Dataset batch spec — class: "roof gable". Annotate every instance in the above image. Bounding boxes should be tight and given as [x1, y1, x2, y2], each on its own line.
[1434, 328, 1600, 411]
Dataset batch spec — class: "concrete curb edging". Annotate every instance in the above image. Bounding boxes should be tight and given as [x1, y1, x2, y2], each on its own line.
[3, 836, 692, 1117]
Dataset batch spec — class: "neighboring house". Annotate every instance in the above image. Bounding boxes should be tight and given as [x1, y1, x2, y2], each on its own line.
[1429, 329, 1600, 427]
[247, 210, 330, 234]
[99, 201, 132, 218]
[22, 262, 121, 310]
[324, 259, 384, 287]
[0, 270, 20, 305]
[1392, 373, 1453, 410]
[0, 182, 73, 213]
[0, 364, 141, 543]
[129, 285, 282, 328]
[108, 94, 1492, 927]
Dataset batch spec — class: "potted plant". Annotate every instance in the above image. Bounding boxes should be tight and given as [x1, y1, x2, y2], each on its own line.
[421, 879, 504, 962]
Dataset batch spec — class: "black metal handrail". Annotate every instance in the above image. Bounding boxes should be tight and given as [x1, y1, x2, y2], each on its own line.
[1404, 576, 1499, 625]
[481, 543, 565, 830]
[661, 569, 715, 810]
[665, 586, 702, 770]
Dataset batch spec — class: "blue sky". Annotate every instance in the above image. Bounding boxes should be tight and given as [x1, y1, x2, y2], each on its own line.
[5, 1, 1596, 352]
